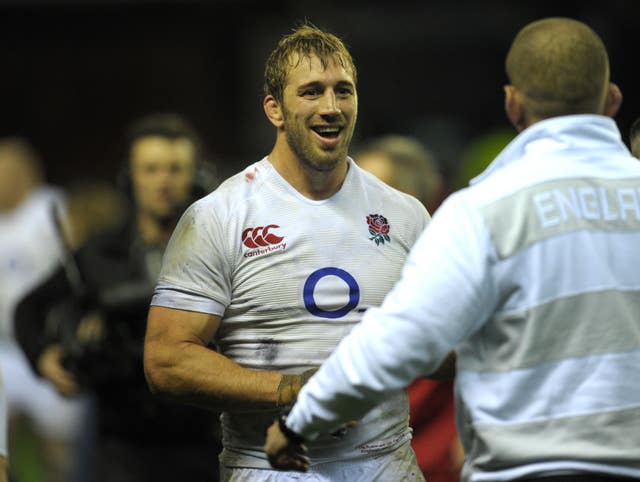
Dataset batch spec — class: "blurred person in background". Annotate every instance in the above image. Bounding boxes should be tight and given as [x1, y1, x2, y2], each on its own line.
[14, 113, 222, 482]
[630, 116, 640, 158]
[354, 134, 462, 482]
[354, 134, 445, 213]
[0, 137, 91, 482]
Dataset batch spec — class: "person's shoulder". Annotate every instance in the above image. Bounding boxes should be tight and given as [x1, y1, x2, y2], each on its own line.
[178, 158, 273, 232]
[76, 219, 131, 264]
[12, 185, 63, 222]
[197, 158, 273, 210]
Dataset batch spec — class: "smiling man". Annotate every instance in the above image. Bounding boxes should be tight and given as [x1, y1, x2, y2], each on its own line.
[144, 24, 430, 481]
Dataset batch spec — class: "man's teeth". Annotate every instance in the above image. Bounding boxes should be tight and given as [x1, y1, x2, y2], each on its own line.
[314, 127, 341, 136]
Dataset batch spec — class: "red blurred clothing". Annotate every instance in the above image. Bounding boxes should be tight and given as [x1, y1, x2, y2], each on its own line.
[409, 378, 461, 482]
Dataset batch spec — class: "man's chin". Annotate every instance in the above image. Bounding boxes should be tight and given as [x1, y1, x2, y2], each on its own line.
[305, 152, 346, 172]
[149, 207, 180, 224]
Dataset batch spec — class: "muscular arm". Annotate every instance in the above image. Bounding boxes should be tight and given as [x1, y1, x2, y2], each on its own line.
[144, 305, 300, 411]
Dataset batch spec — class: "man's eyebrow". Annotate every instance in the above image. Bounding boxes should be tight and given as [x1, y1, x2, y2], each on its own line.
[296, 80, 354, 90]
[297, 81, 322, 90]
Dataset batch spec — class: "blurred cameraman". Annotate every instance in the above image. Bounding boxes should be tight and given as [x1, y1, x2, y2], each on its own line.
[14, 113, 222, 482]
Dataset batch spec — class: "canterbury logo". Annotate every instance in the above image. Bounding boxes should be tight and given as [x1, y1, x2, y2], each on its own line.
[242, 225, 284, 248]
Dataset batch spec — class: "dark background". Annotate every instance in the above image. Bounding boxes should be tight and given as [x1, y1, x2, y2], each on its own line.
[1, 0, 637, 185]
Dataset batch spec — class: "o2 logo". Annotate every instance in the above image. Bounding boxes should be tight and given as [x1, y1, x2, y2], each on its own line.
[303, 267, 360, 319]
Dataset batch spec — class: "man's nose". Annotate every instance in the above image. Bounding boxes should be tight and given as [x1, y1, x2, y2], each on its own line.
[319, 90, 341, 116]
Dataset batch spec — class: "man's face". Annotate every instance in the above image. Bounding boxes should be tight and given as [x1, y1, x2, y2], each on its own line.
[632, 135, 640, 160]
[280, 53, 357, 172]
[0, 147, 37, 211]
[129, 136, 195, 221]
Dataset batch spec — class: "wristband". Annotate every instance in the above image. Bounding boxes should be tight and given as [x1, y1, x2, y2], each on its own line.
[278, 413, 306, 444]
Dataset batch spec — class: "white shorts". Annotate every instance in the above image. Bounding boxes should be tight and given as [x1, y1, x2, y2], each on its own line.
[220, 440, 424, 482]
[0, 340, 89, 441]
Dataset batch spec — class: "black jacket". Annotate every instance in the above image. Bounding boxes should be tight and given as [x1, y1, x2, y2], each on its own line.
[14, 219, 220, 446]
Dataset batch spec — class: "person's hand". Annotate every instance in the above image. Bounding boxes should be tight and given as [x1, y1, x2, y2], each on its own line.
[37, 344, 81, 397]
[76, 311, 105, 344]
[264, 419, 309, 472]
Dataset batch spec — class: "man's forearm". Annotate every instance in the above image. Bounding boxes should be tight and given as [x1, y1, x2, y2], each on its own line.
[144, 338, 316, 411]
[145, 338, 282, 411]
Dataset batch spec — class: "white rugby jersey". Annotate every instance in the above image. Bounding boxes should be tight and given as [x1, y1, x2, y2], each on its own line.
[0, 186, 66, 457]
[0, 187, 65, 339]
[152, 157, 429, 468]
[286, 115, 640, 481]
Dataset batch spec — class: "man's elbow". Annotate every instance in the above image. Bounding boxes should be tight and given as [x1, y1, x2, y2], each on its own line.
[143, 345, 174, 397]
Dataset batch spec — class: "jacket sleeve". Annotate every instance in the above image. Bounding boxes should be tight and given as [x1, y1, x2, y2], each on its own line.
[13, 265, 76, 376]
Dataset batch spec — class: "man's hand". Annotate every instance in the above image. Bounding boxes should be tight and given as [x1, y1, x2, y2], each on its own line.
[37, 344, 81, 397]
[276, 367, 317, 407]
[76, 311, 105, 344]
[264, 419, 309, 472]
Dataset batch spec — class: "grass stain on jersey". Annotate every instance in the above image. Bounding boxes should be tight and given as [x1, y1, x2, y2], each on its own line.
[256, 338, 279, 363]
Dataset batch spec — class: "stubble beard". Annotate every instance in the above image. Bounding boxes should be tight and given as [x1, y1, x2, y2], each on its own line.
[283, 115, 350, 173]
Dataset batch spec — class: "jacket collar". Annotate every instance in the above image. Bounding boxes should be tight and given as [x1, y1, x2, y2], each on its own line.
[470, 115, 627, 185]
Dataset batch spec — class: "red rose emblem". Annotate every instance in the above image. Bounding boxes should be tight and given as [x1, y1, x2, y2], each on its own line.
[366, 214, 391, 245]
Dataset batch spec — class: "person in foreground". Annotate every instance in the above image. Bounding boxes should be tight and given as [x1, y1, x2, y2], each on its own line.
[265, 17, 640, 482]
[144, 23, 431, 481]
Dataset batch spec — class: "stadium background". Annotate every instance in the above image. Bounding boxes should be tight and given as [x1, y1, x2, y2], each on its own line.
[0, 0, 637, 187]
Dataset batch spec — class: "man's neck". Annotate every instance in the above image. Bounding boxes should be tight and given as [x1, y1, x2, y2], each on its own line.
[136, 210, 176, 246]
[267, 141, 349, 201]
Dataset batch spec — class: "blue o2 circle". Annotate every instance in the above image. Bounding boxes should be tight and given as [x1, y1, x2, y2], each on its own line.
[303, 267, 360, 319]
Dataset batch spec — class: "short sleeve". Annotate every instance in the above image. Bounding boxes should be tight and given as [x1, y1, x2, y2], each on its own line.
[151, 199, 230, 316]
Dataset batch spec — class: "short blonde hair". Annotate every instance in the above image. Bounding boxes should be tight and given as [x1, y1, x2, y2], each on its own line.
[263, 23, 357, 105]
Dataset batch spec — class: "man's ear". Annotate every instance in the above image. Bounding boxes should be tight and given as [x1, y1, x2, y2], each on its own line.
[603, 82, 622, 118]
[264, 95, 284, 128]
[504, 84, 525, 132]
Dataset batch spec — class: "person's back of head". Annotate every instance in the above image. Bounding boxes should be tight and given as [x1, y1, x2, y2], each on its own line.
[504, 17, 621, 130]
[0, 137, 44, 212]
[354, 135, 443, 210]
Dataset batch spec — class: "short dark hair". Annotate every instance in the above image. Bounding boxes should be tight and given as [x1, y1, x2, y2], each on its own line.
[506, 17, 609, 118]
[125, 112, 205, 164]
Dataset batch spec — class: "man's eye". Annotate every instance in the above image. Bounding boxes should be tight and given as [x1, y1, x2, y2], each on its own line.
[302, 88, 320, 97]
[337, 87, 353, 97]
